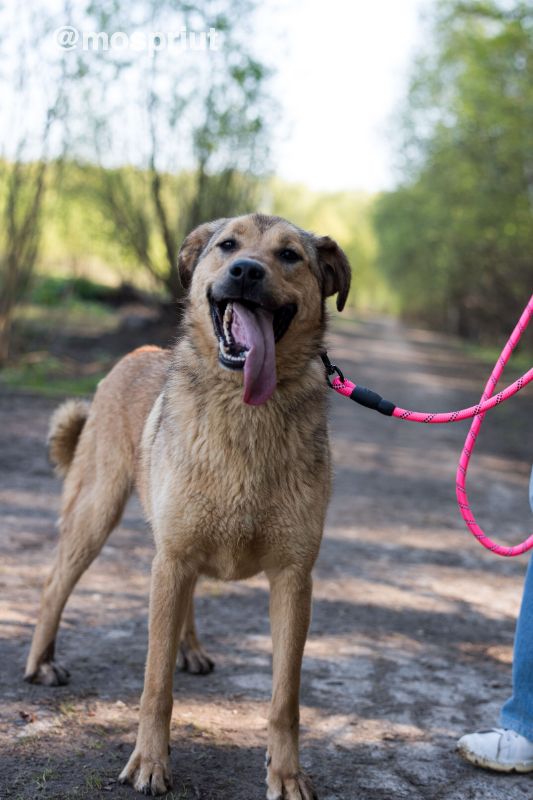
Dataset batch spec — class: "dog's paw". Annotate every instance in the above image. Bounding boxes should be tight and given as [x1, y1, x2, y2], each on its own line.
[266, 766, 318, 800]
[119, 750, 172, 795]
[177, 640, 214, 675]
[24, 661, 70, 687]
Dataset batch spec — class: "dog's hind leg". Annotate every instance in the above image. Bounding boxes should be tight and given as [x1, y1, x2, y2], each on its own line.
[25, 422, 132, 686]
[176, 578, 214, 675]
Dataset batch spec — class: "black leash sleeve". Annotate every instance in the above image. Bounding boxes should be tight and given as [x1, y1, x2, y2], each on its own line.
[320, 351, 395, 416]
[348, 386, 395, 416]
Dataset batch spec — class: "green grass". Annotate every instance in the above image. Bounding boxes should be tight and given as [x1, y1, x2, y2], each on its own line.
[13, 275, 120, 341]
[4, 287, 118, 396]
[84, 770, 103, 791]
[0, 353, 107, 397]
[29, 275, 117, 306]
[166, 787, 190, 799]
[15, 299, 117, 336]
[87, 738, 105, 750]
[58, 701, 78, 717]
[34, 765, 55, 791]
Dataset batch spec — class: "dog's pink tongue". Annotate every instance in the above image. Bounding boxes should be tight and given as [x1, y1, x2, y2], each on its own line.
[231, 302, 276, 405]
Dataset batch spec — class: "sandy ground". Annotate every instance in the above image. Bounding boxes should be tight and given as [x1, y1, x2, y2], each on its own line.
[0, 314, 532, 800]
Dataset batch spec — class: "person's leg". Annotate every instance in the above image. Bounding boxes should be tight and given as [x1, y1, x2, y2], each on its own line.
[458, 472, 533, 772]
[500, 551, 533, 739]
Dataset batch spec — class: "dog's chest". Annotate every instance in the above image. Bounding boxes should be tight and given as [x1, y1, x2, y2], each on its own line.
[146, 390, 331, 578]
[173, 437, 328, 579]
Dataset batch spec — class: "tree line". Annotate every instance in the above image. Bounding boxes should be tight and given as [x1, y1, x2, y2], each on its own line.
[1, 0, 531, 364]
[374, 0, 533, 341]
[0, 0, 270, 361]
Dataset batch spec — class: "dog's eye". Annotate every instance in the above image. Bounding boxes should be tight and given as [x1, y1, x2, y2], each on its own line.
[218, 239, 237, 252]
[278, 248, 301, 264]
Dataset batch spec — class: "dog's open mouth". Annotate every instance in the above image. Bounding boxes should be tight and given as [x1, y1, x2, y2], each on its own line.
[209, 298, 297, 405]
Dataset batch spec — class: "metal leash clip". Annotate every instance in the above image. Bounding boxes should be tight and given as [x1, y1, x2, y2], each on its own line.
[320, 351, 345, 386]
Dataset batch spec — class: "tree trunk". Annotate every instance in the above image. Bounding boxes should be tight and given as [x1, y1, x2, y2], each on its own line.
[0, 309, 13, 365]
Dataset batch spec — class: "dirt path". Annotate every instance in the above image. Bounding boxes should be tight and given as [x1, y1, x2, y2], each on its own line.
[0, 315, 531, 800]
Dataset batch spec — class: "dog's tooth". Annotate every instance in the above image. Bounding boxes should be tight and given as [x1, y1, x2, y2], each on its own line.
[223, 302, 233, 323]
[223, 303, 233, 329]
[223, 303, 234, 345]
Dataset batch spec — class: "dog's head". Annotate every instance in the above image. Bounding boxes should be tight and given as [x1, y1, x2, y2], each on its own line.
[178, 213, 351, 405]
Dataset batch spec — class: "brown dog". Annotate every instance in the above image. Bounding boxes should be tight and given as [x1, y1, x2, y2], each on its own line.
[25, 214, 351, 799]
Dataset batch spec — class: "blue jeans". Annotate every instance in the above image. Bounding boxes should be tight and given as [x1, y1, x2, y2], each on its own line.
[499, 468, 533, 740]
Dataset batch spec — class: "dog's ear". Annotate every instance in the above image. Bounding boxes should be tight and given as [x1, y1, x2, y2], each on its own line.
[178, 219, 228, 290]
[313, 235, 352, 312]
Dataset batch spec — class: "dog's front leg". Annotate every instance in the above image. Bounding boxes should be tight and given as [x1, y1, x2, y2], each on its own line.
[119, 553, 196, 795]
[266, 567, 317, 800]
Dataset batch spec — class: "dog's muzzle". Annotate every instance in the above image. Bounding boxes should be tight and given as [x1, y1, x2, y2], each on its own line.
[208, 264, 297, 405]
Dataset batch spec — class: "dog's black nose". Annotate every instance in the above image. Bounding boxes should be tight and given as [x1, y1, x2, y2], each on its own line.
[212, 258, 271, 306]
[228, 259, 265, 283]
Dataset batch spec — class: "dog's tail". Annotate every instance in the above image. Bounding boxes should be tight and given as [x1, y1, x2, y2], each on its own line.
[48, 399, 91, 478]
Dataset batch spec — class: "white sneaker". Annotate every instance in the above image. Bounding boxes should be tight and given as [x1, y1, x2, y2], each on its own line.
[457, 728, 533, 773]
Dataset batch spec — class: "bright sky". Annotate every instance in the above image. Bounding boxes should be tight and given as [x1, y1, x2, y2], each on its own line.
[257, 0, 429, 193]
[1, 0, 430, 194]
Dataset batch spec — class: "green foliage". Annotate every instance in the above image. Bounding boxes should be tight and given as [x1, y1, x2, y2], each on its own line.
[1, 354, 107, 397]
[37, 161, 261, 291]
[15, 297, 116, 338]
[36, 164, 386, 313]
[29, 275, 116, 306]
[374, 0, 533, 341]
[69, 0, 274, 300]
[40, 161, 137, 279]
[0, 158, 48, 360]
[269, 180, 390, 311]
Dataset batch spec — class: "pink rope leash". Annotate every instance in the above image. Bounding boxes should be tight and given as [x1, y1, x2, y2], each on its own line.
[323, 294, 533, 557]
